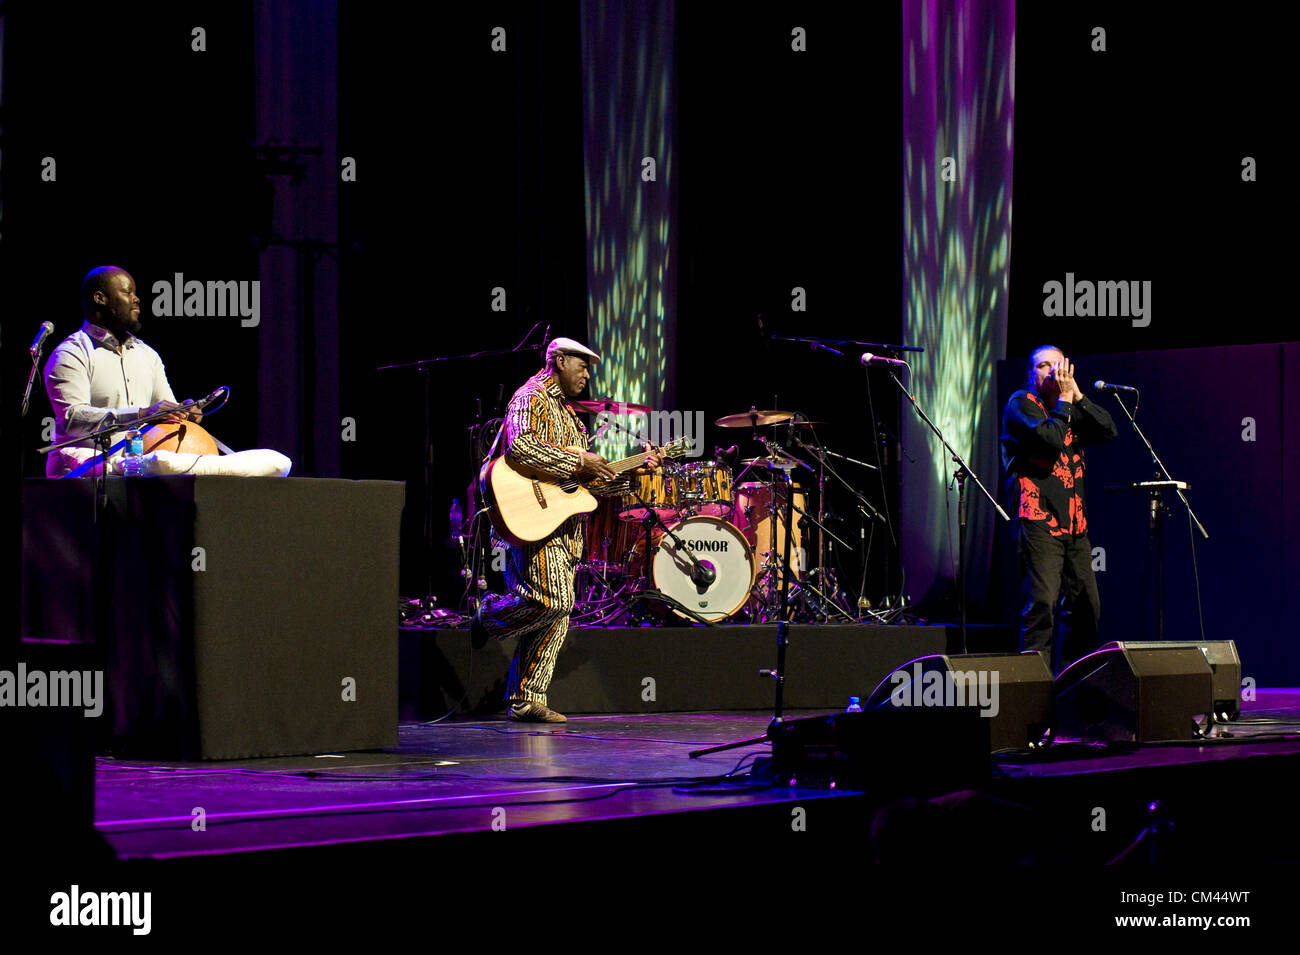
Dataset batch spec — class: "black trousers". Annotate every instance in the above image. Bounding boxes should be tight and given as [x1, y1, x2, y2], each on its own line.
[1017, 518, 1101, 674]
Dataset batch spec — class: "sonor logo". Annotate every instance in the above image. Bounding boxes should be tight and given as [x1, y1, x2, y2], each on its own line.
[684, 539, 728, 552]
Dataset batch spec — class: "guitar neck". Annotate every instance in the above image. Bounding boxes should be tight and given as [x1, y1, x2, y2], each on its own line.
[607, 449, 653, 474]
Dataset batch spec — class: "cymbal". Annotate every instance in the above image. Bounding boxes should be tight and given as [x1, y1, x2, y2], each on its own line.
[715, 409, 795, 428]
[740, 454, 806, 471]
[571, 398, 652, 415]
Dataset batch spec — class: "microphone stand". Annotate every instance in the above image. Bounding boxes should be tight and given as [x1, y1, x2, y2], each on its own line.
[22, 341, 49, 418]
[1103, 391, 1208, 642]
[689, 461, 798, 758]
[880, 365, 1010, 654]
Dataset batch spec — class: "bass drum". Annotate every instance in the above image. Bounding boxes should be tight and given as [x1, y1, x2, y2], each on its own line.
[651, 516, 755, 623]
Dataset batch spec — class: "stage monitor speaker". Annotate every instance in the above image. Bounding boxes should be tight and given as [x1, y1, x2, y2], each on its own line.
[1055, 644, 1214, 742]
[767, 707, 990, 794]
[863, 652, 1054, 752]
[1098, 640, 1241, 720]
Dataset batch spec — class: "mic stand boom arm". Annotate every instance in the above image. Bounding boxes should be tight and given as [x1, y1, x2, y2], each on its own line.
[791, 434, 885, 524]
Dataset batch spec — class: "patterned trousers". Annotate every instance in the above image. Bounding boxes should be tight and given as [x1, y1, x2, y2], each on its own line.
[480, 517, 582, 706]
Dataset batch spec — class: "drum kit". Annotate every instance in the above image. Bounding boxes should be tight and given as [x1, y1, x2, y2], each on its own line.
[573, 401, 880, 624]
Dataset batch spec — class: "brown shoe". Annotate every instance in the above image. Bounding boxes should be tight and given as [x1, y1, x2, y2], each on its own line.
[508, 701, 567, 723]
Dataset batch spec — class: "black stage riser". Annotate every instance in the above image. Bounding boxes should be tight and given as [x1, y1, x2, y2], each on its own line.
[23, 477, 404, 760]
[399, 624, 1021, 716]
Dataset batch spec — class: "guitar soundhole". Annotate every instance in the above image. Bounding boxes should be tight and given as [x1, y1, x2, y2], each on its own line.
[560, 481, 579, 493]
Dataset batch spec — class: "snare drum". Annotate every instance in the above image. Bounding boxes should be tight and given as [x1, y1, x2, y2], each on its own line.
[675, 460, 733, 518]
[619, 468, 679, 522]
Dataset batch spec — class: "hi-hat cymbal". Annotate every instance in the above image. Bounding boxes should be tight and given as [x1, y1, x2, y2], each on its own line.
[740, 454, 808, 471]
[715, 409, 795, 428]
[571, 398, 652, 415]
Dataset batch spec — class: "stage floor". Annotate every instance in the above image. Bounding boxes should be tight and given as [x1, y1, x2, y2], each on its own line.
[94, 690, 1300, 865]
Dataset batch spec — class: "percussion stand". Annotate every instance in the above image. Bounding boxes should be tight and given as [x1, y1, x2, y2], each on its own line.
[791, 434, 884, 619]
[689, 462, 799, 758]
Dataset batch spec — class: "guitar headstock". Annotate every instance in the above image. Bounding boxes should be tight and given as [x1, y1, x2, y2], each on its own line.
[658, 437, 694, 461]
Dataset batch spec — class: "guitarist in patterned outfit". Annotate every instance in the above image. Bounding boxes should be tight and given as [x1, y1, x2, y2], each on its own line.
[1001, 345, 1117, 674]
[471, 337, 661, 722]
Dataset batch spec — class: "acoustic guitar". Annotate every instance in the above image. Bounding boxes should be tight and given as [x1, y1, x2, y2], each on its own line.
[480, 437, 693, 544]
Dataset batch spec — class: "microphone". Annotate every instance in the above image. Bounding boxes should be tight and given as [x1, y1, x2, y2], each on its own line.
[691, 562, 717, 586]
[1093, 380, 1138, 394]
[29, 321, 54, 356]
[189, 386, 228, 411]
[861, 352, 907, 368]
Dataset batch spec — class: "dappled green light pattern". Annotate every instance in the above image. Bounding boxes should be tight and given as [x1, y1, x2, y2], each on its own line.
[903, 0, 1014, 593]
[582, 0, 674, 460]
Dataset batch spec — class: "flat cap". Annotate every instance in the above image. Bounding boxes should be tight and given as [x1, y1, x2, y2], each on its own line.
[546, 337, 601, 365]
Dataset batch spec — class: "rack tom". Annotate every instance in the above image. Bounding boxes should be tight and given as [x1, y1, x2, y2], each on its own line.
[675, 460, 733, 518]
[619, 468, 679, 522]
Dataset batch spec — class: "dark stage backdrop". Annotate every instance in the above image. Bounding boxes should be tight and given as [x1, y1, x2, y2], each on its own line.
[3, 1, 1292, 653]
[995, 344, 1296, 685]
[340, 4, 590, 597]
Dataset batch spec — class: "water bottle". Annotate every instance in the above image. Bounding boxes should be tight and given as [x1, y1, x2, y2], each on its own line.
[122, 430, 145, 477]
[845, 696, 863, 713]
[449, 497, 462, 537]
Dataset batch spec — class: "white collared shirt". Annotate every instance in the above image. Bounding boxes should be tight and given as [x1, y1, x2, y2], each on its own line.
[43, 320, 178, 476]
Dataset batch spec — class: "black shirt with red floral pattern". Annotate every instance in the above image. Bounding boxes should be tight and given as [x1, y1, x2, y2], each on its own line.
[1001, 390, 1118, 537]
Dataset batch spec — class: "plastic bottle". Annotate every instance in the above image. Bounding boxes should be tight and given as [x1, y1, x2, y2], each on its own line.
[449, 498, 462, 537]
[122, 430, 145, 477]
[846, 696, 863, 713]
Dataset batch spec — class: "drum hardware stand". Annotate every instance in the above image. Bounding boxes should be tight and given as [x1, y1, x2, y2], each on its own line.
[878, 364, 1009, 653]
[758, 433, 860, 623]
[785, 433, 889, 621]
[1102, 389, 1207, 642]
[689, 463, 799, 759]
